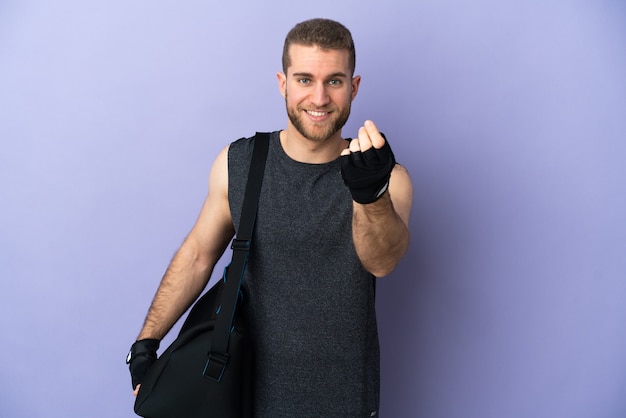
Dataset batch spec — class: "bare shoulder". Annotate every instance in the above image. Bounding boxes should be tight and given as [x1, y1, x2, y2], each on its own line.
[389, 163, 413, 226]
[203, 144, 231, 222]
[184, 145, 234, 262]
[208, 144, 231, 194]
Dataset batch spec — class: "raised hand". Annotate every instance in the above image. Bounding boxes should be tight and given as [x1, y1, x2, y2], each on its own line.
[340, 120, 396, 204]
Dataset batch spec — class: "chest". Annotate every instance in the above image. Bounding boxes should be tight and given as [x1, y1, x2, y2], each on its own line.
[254, 158, 354, 251]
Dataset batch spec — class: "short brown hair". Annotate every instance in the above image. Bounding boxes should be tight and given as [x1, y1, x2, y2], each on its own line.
[282, 18, 356, 75]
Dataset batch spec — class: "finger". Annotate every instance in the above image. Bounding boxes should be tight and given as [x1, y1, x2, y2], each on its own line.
[357, 126, 373, 152]
[348, 137, 361, 153]
[133, 384, 141, 397]
[363, 120, 386, 149]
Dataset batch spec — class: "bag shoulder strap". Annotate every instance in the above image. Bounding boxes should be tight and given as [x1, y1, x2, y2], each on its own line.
[203, 132, 270, 381]
[235, 133, 270, 243]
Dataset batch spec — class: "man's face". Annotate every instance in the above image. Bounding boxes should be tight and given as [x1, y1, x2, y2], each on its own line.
[278, 44, 360, 142]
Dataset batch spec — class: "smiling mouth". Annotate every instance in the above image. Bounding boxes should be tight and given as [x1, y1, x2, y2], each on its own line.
[306, 110, 330, 117]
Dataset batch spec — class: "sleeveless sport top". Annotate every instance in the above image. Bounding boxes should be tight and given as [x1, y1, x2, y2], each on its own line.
[228, 131, 380, 417]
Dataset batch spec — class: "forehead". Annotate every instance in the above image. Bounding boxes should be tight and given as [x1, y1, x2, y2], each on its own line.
[286, 44, 351, 76]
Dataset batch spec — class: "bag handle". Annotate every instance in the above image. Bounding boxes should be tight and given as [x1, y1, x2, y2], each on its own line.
[203, 132, 270, 382]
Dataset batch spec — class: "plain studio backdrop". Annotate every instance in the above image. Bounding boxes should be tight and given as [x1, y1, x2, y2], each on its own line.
[1, 1, 625, 417]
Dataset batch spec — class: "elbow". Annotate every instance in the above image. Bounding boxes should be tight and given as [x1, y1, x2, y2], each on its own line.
[365, 252, 405, 278]
[371, 267, 395, 279]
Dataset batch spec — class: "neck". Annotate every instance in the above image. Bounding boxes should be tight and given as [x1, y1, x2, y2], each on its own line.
[279, 125, 347, 164]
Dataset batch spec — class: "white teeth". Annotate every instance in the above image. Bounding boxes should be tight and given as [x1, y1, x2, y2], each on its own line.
[307, 111, 327, 117]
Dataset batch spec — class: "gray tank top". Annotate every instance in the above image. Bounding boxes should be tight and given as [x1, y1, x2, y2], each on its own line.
[228, 132, 380, 417]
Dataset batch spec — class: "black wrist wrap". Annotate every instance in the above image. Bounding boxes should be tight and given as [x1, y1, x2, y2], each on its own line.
[340, 136, 396, 204]
[127, 338, 160, 389]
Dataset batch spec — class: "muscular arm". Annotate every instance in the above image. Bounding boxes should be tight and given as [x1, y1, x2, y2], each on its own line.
[352, 164, 412, 277]
[136, 145, 234, 340]
[342, 120, 413, 278]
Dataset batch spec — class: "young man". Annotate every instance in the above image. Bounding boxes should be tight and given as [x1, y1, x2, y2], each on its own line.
[127, 18, 412, 416]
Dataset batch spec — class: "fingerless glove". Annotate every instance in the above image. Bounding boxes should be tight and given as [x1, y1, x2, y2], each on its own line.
[340, 135, 396, 204]
[126, 338, 160, 389]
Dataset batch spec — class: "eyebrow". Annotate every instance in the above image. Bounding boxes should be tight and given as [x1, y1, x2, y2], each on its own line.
[292, 71, 349, 79]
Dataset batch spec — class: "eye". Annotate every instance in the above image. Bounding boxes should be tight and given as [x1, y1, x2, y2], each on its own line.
[328, 79, 342, 86]
[298, 78, 311, 85]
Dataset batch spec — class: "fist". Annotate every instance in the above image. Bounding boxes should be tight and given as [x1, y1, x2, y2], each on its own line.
[340, 120, 396, 204]
[126, 339, 159, 391]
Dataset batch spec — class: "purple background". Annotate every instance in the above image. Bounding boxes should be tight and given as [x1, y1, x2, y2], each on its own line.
[1, 1, 625, 417]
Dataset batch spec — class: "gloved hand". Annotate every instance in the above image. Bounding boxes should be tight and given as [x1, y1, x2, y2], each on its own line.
[126, 338, 160, 390]
[341, 131, 396, 204]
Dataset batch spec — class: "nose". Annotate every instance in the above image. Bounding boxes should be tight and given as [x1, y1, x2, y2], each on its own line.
[310, 82, 330, 107]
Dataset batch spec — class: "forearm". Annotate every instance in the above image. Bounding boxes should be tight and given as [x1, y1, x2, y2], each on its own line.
[352, 192, 409, 278]
[137, 243, 213, 340]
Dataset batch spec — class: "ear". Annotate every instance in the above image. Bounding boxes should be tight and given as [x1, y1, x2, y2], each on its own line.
[276, 72, 287, 98]
[350, 75, 361, 101]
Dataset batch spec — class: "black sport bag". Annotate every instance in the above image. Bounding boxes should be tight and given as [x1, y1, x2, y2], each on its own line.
[133, 276, 253, 417]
